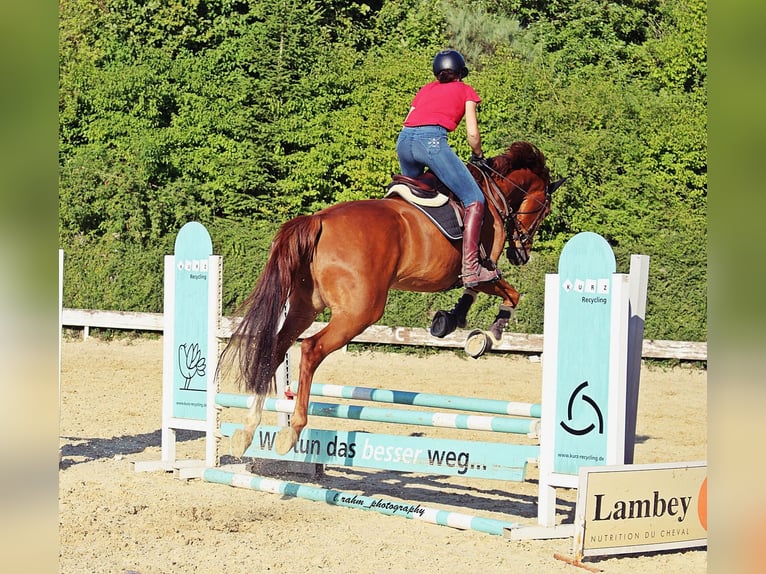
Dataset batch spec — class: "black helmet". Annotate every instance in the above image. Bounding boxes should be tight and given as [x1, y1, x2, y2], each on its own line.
[432, 49, 468, 79]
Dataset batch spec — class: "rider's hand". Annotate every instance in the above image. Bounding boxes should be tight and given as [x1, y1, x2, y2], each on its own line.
[469, 153, 491, 171]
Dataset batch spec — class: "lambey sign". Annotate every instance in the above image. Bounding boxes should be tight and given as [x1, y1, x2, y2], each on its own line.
[573, 461, 707, 559]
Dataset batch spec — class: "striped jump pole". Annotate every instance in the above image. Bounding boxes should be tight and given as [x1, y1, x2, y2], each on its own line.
[203, 468, 522, 537]
[216, 393, 540, 436]
[309, 383, 541, 418]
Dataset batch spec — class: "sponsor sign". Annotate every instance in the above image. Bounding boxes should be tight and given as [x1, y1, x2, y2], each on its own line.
[538, 232, 636, 528]
[222, 424, 539, 482]
[172, 221, 214, 420]
[554, 232, 618, 474]
[573, 461, 707, 558]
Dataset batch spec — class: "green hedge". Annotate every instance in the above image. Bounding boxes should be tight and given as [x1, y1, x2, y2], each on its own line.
[59, 0, 706, 342]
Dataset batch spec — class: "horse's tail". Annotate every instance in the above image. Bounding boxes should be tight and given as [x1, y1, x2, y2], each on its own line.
[222, 214, 322, 396]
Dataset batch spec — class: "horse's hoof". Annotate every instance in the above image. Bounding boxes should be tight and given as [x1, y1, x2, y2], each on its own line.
[430, 310, 457, 338]
[487, 329, 503, 346]
[465, 329, 491, 358]
[274, 427, 298, 455]
[231, 429, 253, 458]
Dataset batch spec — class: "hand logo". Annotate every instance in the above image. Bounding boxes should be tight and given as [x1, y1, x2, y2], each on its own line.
[178, 343, 207, 390]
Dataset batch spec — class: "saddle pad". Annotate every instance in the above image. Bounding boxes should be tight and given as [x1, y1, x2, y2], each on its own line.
[385, 189, 463, 240]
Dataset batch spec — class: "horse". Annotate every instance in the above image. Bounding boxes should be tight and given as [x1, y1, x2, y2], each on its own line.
[220, 141, 562, 456]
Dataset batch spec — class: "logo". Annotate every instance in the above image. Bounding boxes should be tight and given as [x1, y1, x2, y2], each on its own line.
[560, 380, 604, 436]
[178, 342, 207, 390]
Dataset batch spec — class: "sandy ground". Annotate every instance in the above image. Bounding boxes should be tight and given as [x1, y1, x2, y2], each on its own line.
[59, 337, 707, 573]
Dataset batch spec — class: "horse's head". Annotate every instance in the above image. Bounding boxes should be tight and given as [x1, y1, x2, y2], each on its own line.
[473, 142, 565, 265]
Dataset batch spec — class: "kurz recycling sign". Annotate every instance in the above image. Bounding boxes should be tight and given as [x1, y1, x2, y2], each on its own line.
[172, 222, 213, 420]
[553, 232, 617, 474]
[537, 231, 642, 529]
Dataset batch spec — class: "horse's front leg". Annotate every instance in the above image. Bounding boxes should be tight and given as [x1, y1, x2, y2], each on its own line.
[488, 304, 514, 344]
[464, 279, 520, 357]
[430, 288, 477, 337]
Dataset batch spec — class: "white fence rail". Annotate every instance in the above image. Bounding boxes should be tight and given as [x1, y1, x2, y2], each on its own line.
[61, 308, 707, 361]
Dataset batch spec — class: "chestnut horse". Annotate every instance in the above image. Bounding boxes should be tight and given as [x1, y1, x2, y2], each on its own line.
[221, 141, 561, 456]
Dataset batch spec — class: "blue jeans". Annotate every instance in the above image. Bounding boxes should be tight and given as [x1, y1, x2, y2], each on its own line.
[396, 126, 484, 206]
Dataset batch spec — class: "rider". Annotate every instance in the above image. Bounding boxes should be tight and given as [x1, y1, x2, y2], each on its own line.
[396, 49, 500, 287]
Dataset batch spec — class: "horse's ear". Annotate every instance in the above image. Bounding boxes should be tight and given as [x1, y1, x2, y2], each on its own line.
[547, 177, 567, 194]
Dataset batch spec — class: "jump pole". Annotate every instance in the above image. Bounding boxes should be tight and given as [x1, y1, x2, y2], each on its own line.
[308, 383, 541, 418]
[203, 467, 523, 537]
[216, 393, 540, 435]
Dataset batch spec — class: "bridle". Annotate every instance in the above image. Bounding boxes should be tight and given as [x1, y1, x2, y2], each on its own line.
[473, 162, 553, 265]
[507, 193, 551, 264]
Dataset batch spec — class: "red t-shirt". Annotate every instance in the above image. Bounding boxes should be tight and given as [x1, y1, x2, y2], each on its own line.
[403, 80, 481, 132]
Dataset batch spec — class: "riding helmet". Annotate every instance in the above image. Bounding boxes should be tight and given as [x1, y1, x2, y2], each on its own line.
[432, 49, 468, 79]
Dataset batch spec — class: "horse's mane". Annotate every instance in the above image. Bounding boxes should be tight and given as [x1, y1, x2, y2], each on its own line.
[492, 141, 550, 184]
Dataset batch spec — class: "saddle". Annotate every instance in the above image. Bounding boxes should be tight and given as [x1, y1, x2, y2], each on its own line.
[385, 173, 465, 240]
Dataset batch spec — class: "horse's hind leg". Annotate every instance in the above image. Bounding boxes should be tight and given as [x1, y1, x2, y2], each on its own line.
[274, 312, 377, 455]
[231, 395, 266, 458]
[231, 294, 317, 458]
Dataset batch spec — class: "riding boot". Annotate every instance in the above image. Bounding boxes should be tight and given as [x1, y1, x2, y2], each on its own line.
[461, 202, 501, 288]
